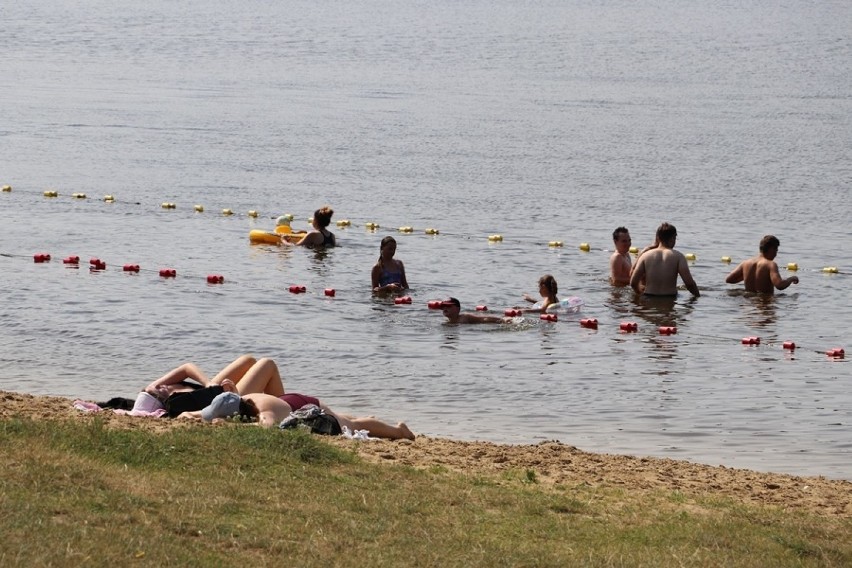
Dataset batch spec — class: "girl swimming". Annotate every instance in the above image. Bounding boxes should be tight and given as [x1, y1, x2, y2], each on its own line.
[371, 236, 409, 293]
[522, 274, 559, 313]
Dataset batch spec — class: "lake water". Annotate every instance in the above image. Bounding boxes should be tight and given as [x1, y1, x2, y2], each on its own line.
[2, 0, 850, 479]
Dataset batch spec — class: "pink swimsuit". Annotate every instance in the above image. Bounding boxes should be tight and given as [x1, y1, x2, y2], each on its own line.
[279, 393, 320, 411]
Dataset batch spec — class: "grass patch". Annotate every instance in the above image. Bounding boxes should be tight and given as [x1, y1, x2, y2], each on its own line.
[1, 417, 850, 567]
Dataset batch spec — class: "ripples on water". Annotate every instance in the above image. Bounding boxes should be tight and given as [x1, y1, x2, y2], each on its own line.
[1, 0, 850, 479]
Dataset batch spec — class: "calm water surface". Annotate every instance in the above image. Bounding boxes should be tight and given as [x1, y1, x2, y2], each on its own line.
[1, 0, 850, 479]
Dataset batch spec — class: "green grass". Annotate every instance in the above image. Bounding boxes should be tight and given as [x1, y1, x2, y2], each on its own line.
[0, 417, 849, 567]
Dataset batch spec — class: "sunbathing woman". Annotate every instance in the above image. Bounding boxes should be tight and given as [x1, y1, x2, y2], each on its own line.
[143, 354, 260, 401]
[172, 357, 415, 440]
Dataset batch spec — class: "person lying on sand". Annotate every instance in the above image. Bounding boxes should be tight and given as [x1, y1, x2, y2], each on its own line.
[148, 356, 413, 440]
[180, 390, 414, 440]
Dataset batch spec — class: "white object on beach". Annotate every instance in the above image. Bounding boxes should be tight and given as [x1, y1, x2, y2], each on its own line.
[341, 425, 373, 440]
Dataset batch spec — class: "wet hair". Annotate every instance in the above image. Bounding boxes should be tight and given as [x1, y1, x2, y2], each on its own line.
[313, 206, 334, 228]
[378, 236, 397, 265]
[655, 222, 677, 244]
[445, 297, 461, 308]
[759, 235, 780, 253]
[612, 226, 629, 242]
[539, 274, 558, 296]
[233, 398, 259, 422]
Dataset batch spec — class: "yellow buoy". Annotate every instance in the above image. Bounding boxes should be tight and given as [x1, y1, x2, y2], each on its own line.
[398, 226, 414, 233]
[72, 192, 86, 199]
[822, 266, 839, 274]
[579, 242, 590, 252]
[365, 222, 380, 230]
[103, 195, 115, 202]
[548, 241, 563, 247]
[222, 208, 233, 216]
[161, 202, 176, 209]
[721, 256, 732, 263]
[488, 234, 503, 242]
[336, 219, 351, 227]
[44, 190, 59, 197]
[425, 228, 439, 235]
[685, 253, 696, 261]
[1, 185, 11, 192]
[194, 204, 204, 212]
[629, 246, 638, 254]
[248, 210, 258, 218]
[786, 262, 798, 271]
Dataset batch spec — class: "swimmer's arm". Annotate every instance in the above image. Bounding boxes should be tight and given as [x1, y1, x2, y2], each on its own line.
[294, 231, 321, 247]
[725, 263, 745, 284]
[398, 261, 409, 289]
[679, 257, 700, 297]
[460, 314, 507, 324]
[769, 262, 799, 290]
[609, 253, 622, 284]
[371, 264, 383, 291]
[522, 294, 537, 304]
[535, 298, 556, 313]
[630, 258, 646, 293]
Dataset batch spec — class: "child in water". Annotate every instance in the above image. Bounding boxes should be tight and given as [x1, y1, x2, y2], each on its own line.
[521, 274, 559, 313]
[372, 236, 408, 294]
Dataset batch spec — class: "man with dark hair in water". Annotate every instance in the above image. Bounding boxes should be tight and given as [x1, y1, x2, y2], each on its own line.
[610, 226, 632, 286]
[440, 297, 512, 324]
[630, 222, 699, 297]
[725, 235, 799, 294]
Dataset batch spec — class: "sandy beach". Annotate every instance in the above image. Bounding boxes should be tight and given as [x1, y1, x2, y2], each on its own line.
[3, 390, 849, 518]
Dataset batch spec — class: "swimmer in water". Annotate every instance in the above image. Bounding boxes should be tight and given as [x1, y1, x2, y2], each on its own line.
[520, 274, 559, 313]
[630, 222, 699, 297]
[441, 297, 513, 324]
[290, 206, 336, 248]
[725, 235, 799, 294]
[609, 227, 632, 286]
[372, 236, 409, 294]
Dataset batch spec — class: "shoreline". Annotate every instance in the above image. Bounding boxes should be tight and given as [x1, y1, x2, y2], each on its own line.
[3, 390, 850, 518]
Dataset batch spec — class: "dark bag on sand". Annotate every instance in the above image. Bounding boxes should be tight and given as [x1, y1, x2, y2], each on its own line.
[165, 386, 225, 418]
[279, 403, 342, 436]
[95, 397, 136, 410]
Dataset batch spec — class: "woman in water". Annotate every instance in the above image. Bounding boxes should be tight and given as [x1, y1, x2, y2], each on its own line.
[371, 236, 409, 294]
[520, 274, 559, 313]
[293, 206, 336, 247]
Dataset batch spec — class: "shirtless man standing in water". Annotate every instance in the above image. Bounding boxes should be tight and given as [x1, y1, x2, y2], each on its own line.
[630, 222, 700, 297]
[609, 226, 633, 286]
[725, 235, 799, 294]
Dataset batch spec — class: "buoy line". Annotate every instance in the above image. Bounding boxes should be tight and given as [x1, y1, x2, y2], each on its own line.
[1, 184, 847, 273]
[7, 250, 847, 361]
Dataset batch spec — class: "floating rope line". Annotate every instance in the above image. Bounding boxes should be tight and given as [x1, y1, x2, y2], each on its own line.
[2, 183, 848, 273]
[12, 249, 847, 361]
